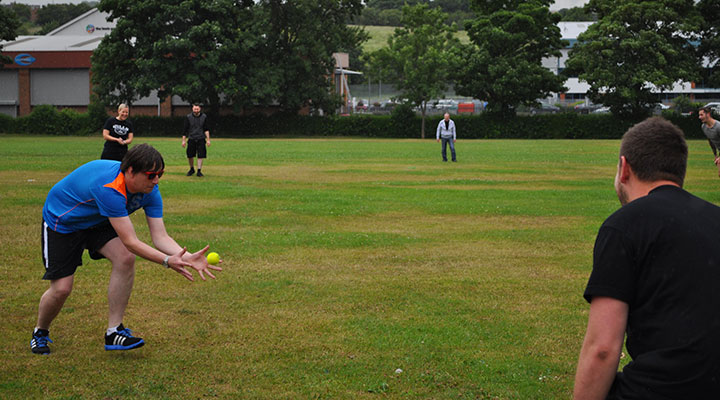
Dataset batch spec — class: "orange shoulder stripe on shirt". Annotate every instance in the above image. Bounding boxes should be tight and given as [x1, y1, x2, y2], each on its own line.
[103, 172, 127, 199]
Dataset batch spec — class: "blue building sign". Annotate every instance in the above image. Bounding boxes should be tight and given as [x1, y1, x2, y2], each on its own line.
[15, 53, 36, 66]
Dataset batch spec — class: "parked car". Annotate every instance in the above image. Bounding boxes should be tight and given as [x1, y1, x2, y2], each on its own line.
[705, 102, 720, 114]
[574, 104, 603, 114]
[433, 99, 459, 111]
[529, 103, 560, 115]
[355, 99, 368, 112]
[592, 106, 611, 114]
[374, 99, 397, 113]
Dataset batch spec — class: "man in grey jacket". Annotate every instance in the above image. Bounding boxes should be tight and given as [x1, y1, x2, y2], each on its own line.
[182, 104, 211, 177]
[436, 113, 457, 162]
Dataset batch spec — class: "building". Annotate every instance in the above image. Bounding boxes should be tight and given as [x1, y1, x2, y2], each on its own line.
[543, 21, 720, 106]
[0, 8, 196, 117]
[1, 8, 354, 117]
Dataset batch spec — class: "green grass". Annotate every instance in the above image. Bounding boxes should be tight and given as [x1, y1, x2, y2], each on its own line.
[355, 25, 469, 52]
[1, 135, 718, 399]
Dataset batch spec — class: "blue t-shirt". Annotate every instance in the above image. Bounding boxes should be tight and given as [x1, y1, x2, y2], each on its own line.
[43, 160, 163, 233]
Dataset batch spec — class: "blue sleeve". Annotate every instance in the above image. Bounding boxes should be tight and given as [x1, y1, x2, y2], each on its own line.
[92, 185, 130, 218]
[143, 187, 163, 218]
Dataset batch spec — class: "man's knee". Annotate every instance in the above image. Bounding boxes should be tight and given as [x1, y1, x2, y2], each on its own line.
[113, 251, 136, 270]
[104, 245, 136, 272]
[50, 277, 74, 299]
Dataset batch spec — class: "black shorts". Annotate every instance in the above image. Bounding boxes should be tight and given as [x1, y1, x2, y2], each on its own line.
[186, 138, 207, 159]
[41, 220, 119, 280]
[101, 146, 128, 162]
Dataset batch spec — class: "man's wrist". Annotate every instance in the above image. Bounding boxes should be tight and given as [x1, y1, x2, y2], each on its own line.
[162, 255, 170, 268]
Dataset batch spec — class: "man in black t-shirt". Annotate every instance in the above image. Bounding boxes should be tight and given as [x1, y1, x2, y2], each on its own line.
[181, 104, 211, 177]
[573, 117, 720, 399]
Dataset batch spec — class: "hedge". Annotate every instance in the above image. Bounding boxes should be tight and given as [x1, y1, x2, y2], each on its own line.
[0, 106, 706, 140]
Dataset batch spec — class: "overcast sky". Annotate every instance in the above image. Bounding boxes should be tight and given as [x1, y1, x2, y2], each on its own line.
[10, 0, 589, 9]
[550, 0, 589, 11]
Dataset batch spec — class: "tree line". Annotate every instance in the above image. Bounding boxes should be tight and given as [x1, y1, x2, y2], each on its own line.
[351, 0, 594, 27]
[2, 0, 719, 138]
[366, 0, 719, 137]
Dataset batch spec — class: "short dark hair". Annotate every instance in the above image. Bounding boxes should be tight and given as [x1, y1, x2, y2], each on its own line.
[620, 117, 687, 186]
[120, 143, 165, 173]
[699, 106, 713, 115]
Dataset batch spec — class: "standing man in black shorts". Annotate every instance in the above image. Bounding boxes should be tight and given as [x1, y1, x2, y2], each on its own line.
[182, 104, 211, 177]
[573, 117, 720, 399]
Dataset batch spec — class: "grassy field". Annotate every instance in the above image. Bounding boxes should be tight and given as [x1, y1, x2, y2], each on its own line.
[355, 25, 470, 52]
[2, 136, 719, 399]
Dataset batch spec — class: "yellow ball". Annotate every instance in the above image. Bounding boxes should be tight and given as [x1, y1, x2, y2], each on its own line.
[207, 252, 220, 265]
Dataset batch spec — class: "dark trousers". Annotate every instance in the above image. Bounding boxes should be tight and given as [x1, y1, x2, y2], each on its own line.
[441, 137, 456, 161]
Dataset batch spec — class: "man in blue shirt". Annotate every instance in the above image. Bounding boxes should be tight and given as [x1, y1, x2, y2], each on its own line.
[31, 144, 223, 355]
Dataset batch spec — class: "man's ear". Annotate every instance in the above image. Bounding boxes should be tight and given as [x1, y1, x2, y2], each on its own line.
[618, 156, 632, 183]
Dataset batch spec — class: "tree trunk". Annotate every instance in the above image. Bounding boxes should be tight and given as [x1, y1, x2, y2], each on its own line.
[421, 103, 426, 139]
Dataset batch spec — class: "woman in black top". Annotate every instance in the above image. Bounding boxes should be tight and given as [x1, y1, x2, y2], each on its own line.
[100, 104, 134, 161]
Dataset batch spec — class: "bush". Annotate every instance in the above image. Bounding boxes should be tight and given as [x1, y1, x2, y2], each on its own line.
[0, 113, 15, 133]
[87, 99, 110, 133]
[390, 103, 418, 137]
[21, 104, 61, 135]
[672, 95, 704, 115]
[132, 115, 185, 137]
[58, 108, 92, 135]
[5, 107, 705, 140]
[10, 105, 92, 135]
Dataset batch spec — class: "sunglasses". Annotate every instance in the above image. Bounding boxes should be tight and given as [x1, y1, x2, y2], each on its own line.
[143, 170, 164, 180]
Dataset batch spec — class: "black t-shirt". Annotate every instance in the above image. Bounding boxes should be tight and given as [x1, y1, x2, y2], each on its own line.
[585, 185, 720, 398]
[102, 117, 133, 151]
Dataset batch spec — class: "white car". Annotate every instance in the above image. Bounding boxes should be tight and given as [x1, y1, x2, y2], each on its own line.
[592, 106, 611, 114]
[705, 102, 720, 114]
[433, 99, 459, 110]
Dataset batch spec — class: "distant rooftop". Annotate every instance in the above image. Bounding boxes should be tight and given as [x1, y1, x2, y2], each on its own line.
[1, 35, 103, 51]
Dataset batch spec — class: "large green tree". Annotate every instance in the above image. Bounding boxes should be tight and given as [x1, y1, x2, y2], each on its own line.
[92, 0, 258, 114]
[256, 0, 366, 114]
[93, 0, 365, 115]
[366, 4, 460, 138]
[556, 7, 597, 21]
[454, 0, 566, 117]
[698, 0, 720, 88]
[0, 1, 20, 66]
[565, 0, 702, 118]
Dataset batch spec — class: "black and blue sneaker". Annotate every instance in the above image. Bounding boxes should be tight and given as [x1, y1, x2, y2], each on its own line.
[104, 324, 144, 351]
[31, 329, 53, 355]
